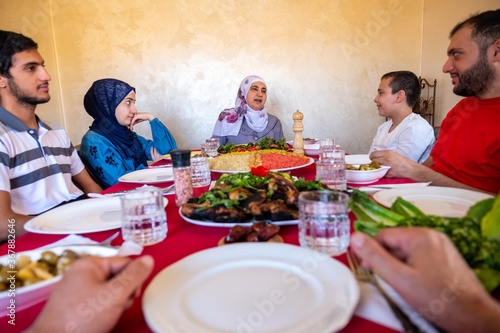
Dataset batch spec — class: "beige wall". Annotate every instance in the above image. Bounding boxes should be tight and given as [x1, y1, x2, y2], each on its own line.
[1, 1, 497, 154]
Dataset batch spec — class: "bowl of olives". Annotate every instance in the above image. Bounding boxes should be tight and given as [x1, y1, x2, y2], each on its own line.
[0, 245, 118, 317]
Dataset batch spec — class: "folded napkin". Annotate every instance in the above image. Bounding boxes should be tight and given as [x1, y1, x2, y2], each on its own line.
[40, 234, 144, 257]
[355, 278, 440, 333]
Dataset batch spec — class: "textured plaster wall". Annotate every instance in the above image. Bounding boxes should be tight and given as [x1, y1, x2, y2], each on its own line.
[2, 0, 424, 153]
[0, 0, 64, 127]
[420, 0, 499, 126]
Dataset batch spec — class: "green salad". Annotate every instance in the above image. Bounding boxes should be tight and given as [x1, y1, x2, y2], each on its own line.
[349, 189, 500, 291]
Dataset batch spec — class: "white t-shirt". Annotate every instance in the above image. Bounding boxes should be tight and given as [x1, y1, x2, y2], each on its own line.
[369, 113, 435, 163]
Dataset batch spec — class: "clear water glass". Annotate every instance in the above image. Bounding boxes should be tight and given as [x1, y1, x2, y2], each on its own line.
[206, 137, 220, 149]
[298, 191, 350, 256]
[316, 149, 346, 190]
[318, 138, 336, 161]
[200, 142, 217, 158]
[190, 155, 211, 187]
[120, 187, 167, 246]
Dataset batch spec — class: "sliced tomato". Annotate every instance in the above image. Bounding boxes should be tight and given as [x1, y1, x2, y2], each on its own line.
[247, 146, 257, 151]
[251, 166, 270, 177]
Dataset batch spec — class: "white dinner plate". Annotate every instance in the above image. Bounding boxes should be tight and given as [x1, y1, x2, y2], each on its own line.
[143, 243, 360, 333]
[179, 208, 298, 227]
[210, 157, 315, 174]
[0, 245, 118, 317]
[373, 186, 493, 218]
[118, 167, 174, 184]
[24, 197, 168, 234]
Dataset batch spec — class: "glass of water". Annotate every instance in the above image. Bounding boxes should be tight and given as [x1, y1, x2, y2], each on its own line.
[206, 137, 220, 149]
[316, 149, 346, 190]
[298, 191, 350, 256]
[318, 138, 336, 161]
[190, 155, 211, 187]
[120, 187, 167, 246]
[200, 142, 217, 158]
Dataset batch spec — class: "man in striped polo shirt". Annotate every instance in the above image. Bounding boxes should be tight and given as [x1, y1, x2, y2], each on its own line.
[0, 31, 103, 241]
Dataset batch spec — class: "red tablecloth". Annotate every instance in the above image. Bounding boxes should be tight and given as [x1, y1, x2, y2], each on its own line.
[0, 161, 401, 333]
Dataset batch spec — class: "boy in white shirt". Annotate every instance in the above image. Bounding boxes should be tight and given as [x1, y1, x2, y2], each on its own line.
[369, 71, 435, 163]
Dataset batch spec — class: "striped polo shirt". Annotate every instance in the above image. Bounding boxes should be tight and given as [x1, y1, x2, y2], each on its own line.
[0, 106, 84, 215]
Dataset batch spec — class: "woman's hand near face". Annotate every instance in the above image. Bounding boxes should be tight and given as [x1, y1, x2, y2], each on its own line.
[129, 112, 155, 131]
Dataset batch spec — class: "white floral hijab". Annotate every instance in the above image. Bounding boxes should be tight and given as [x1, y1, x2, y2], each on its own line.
[212, 75, 268, 136]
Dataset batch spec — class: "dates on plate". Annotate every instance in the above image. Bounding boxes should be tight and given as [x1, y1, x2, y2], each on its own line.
[223, 222, 281, 244]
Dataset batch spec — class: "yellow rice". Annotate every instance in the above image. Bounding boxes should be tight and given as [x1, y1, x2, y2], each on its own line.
[209, 152, 250, 171]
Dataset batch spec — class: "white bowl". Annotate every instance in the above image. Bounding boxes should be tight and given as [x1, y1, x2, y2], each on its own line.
[345, 154, 371, 165]
[0, 245, 118, 317]
[346, 166, 391, 184]
[303, 143, 320, 155]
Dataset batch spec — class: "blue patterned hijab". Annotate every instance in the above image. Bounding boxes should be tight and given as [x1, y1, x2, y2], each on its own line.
[84, 79, 148, 168]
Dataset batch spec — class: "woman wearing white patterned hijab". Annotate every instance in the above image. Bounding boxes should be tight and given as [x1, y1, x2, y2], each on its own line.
[212, 75, 284, 145]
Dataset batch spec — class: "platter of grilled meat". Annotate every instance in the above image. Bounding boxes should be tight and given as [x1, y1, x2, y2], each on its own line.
[180, 172, 325, 227]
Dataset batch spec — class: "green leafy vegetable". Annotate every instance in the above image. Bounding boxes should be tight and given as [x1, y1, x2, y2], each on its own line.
[390, 197, 426, 218]
[481, 196, 500, 242]
[197, 190, 244, 210]
[217, 137, 289, 154]
[349, 189, 500, 291]
[292, 177, 328, 191]
[215, 172, 269, 190]
[348, 190, 402, 226]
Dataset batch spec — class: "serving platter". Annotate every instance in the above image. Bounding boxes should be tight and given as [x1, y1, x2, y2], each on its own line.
[143, 243, 360, 333]
[0, 245, 118, 317]
[179, 208, 298, 227]
[210, 157, 315, 174]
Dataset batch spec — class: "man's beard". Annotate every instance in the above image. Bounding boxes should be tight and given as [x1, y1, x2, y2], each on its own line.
[453, 52, 495, 97]
[8, 79, 50, 106]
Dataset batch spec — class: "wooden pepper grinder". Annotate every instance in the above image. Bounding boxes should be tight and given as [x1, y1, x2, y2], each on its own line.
[292, 110, 304, 155]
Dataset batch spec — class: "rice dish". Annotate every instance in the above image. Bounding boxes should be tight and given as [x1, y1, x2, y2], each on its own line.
[209, 153, 250, 171]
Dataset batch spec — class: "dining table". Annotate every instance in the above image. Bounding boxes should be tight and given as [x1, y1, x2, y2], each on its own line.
[0, 157, 436, 333]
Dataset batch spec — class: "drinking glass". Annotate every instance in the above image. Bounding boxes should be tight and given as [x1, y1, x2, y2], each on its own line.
[190, 155, 211, 187]
[315, 149, 346, 190]
[200, 142, 217, 158]
[298, 191, 350, 256]
[318, 138, 336, 161]
[120, 187, 167, 245]
[206, 137, 220, 150]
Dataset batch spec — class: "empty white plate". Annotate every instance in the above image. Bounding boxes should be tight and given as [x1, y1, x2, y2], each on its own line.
[373, 186, 493, 218]
[118, 167, 174, 184]
[143, 243, 360, 333]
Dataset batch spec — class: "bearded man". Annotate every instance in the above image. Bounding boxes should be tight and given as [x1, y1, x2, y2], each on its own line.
[370, 9, 500, 195]
[0, 30, 102, 241]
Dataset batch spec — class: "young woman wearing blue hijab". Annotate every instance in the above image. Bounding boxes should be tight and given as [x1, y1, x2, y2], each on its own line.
[80, 79, 177, 188]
